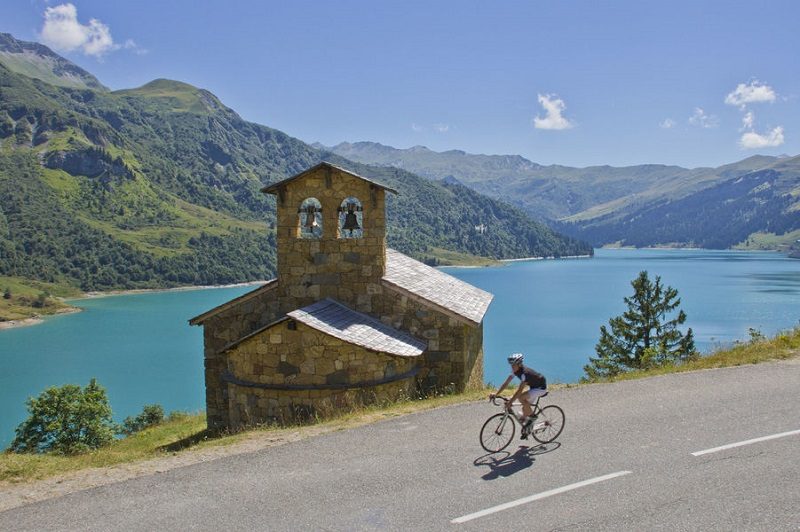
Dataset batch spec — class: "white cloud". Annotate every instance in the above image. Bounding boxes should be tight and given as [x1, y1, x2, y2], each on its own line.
[724, 80, 785, 150]
[533, 93, 574, 130]
[123, 39, 147, 55]
[40, 3, 117, 57]
[688, 107, 718, 128]
[739, 126, 784, 149]
[741, 111, 755, 130]
[660, 118, 676, 129]
[725, 80, 777, 107]
[411, 123, 450, 133]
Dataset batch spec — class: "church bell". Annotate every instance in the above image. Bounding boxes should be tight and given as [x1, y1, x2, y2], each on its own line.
[342, 203, 361, 234]
[302, 205, 320, 232]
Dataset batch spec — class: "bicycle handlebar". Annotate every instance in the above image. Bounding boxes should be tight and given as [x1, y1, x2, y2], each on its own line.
[490, 395, 511, 406]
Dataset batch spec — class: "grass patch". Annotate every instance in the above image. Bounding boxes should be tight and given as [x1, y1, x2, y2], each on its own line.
[0, 413, 208, 483]
[734, 229, 800, 252]
[590, 326, 800, 383]
[0, 276, 81, 322]
[426, 247, 501, 267]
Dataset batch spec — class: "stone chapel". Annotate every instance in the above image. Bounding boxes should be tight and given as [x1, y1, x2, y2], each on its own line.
[190, 162, 493, 431]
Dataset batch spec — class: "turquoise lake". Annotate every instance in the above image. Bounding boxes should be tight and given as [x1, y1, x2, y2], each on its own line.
[1, 248, 799, 446]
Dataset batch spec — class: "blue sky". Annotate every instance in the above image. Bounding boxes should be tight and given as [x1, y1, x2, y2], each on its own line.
[4, 0, 800, 168]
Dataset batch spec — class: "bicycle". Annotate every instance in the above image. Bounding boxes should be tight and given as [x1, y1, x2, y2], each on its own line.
[479, 393, 565, 452]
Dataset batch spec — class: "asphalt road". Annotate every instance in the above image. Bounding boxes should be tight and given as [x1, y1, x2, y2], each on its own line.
[2, 359, 799, 531]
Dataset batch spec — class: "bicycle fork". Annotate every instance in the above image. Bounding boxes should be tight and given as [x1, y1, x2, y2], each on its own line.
[495, 411, 513, 435]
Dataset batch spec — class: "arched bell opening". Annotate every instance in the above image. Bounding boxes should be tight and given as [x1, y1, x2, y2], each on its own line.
[338, 197, 363, 239]
[297, 198, 322, 239]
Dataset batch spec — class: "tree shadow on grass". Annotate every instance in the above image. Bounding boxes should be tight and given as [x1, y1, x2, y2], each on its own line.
[474, 442, 560, 480]
[157, 429, 217, 452]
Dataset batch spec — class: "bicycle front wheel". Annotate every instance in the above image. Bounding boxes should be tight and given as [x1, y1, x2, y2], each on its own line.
[480, 412, 516, 452]
[531, 405, 565, 444]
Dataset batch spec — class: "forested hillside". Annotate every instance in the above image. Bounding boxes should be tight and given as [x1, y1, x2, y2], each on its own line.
[553, 166, 800, 249]
[326, 142, 800, 251]
[0, 34, 589, 294]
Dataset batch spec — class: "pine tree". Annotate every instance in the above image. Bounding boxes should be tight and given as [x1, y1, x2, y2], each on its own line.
[583, 270, 697, 380]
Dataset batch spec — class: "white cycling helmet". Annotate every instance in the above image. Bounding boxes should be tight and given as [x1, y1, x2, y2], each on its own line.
[507, 353, 524, 365]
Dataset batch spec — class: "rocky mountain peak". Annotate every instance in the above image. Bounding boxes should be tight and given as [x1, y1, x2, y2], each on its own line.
[0, 32, 108, 91]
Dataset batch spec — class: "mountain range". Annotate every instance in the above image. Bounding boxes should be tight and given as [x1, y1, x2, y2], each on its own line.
[324, 142, 800, 252]
[0, 33, 589, 297]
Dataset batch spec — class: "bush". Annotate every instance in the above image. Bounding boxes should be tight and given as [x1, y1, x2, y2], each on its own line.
[10, 378, 117, 454]
[121, 404, 165, 435]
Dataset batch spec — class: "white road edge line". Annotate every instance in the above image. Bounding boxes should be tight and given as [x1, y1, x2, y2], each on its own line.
[691, 429, 800, 457]
[451, 470, 632, 524]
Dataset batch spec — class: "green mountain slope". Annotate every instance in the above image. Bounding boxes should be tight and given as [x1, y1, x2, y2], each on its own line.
[325, 142, 800, 250]
[554, 160, 800, 250]
[0, 34, 589, 294]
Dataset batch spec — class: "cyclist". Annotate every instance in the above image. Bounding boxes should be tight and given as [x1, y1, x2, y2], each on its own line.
[489, 353, 547, 439]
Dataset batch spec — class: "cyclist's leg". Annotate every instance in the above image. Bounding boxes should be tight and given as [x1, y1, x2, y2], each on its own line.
[526, 388, 547, 417]
[519, 391, 533, 419]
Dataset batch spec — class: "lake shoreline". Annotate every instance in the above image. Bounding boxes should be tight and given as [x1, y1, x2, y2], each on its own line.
[0, 307, 82, 331]
[78, 280, 266, 300]
[498, 253, 593, 263]
[0, 282, 267, 331]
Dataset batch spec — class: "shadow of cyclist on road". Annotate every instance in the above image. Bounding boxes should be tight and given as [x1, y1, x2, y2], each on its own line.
[474, 442, 561, 480]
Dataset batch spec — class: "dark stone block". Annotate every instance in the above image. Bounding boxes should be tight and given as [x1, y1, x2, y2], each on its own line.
[425, 351, 450, 363]
[326, 369, 349, 386]
[385, 361, 397, 379]
[312, 273, 340, 285]
[344, 252, 361, 264]
[278, 361, 299, 376]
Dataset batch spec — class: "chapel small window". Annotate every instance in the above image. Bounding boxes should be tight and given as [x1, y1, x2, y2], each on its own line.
[298, 198, 322, 238]
[338, 197, 363, 238]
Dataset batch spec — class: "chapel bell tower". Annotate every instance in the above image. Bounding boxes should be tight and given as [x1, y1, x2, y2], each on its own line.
[261, 162, 397, 313]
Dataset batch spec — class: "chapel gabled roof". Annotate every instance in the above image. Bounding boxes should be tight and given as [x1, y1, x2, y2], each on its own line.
[260, 161, 398, 195]
[383, 249, 493, 326]
[288, 298, 426, 357]
[188, 280, 277, 326]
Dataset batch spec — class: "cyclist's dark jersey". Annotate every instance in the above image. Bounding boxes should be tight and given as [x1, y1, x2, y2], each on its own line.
[514, 366, 546, 389]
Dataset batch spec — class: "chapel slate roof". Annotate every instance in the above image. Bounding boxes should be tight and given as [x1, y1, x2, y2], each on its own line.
[261, 161, 398, 195]
[287, 298, 426, 357]
[383, 248, 493, 326]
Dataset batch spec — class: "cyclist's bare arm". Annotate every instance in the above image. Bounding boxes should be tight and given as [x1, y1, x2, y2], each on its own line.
[490, 375, 514, 399]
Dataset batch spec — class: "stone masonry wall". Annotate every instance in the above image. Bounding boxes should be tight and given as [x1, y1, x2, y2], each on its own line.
[377, 285, 484, 393]
[223, 319, 417, 428]
[202, 283, 282, 429]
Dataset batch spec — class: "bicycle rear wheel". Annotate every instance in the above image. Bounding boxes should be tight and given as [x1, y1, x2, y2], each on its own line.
[480, 412, 516, 452]
[531, 405, 565, 444]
